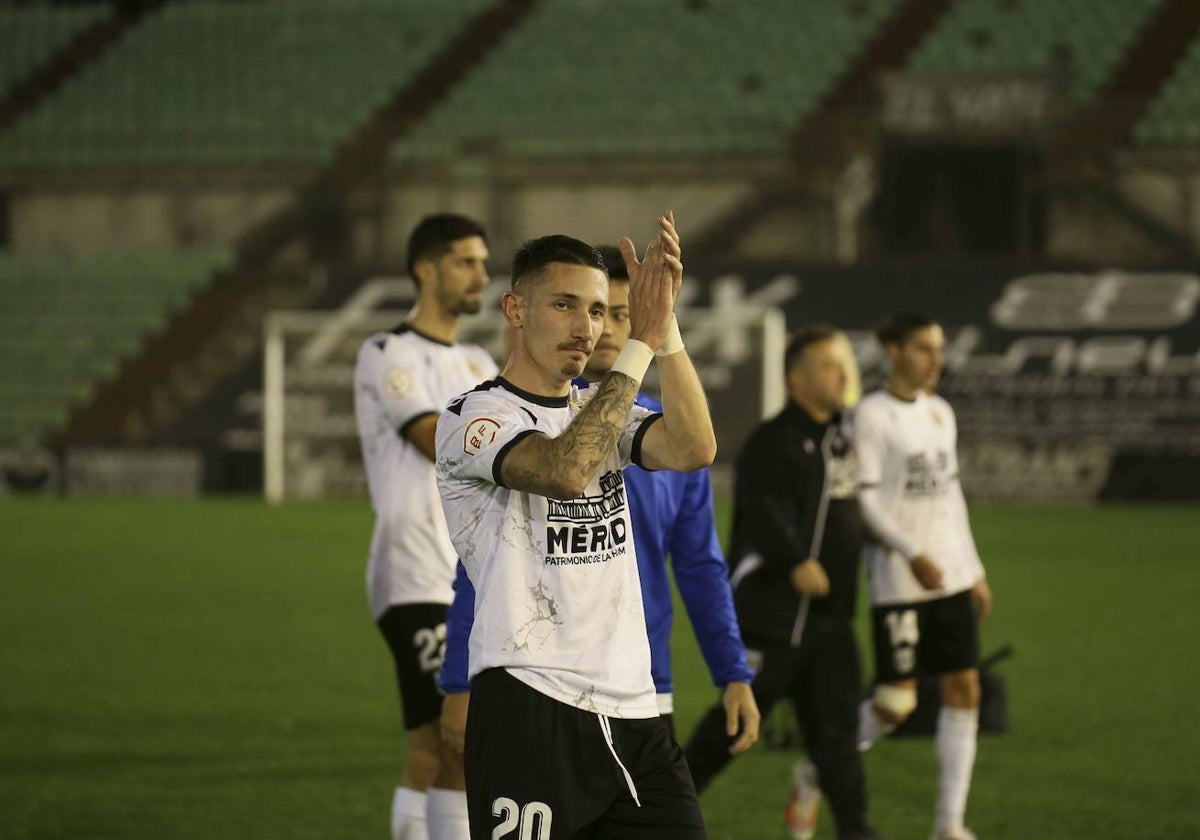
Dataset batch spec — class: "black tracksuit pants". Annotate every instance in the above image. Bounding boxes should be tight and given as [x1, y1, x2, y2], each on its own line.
[683, 611, 867, 838]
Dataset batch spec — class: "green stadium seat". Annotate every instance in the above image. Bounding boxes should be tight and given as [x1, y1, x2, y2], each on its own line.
[1136, 32, 1200, 146]
[0, 0, 490, 170]
[0, 249, 231, 443]
[392, 0, 901, 162]
[908, 0, 1161, 104]
[0, 6, 109, 99]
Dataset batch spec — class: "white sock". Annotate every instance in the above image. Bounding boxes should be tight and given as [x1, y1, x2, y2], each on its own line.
[427, 788, 470, 840]
[857, 698, 895, 751]
[391, 787, 428, 840]
[935, 706, 979, 833]
[429, 787, 470, 840]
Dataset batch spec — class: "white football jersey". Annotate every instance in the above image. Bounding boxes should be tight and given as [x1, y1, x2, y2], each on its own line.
[354, 324, 497, 617]
[855, 389, 985, 606]
[435, 377, 662, 719]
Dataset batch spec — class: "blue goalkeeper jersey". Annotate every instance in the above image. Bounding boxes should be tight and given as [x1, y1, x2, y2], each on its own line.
[439, 389, 753, 699]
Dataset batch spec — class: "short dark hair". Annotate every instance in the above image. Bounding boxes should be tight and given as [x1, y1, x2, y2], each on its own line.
[784, 324, 840, 372]
[596, 245, 629, 281]
[876, 312, 939, 347]
[511, 235, 607, 289]
[406, 213, 488, 277]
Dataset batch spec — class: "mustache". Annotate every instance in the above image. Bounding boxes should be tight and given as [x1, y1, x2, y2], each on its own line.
[558, 341, 593, 353]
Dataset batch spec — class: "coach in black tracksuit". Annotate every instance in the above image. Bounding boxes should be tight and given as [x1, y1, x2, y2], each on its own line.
[683, 326, 880, 840]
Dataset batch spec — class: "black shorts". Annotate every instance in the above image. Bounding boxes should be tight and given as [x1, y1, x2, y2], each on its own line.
[377, 603, 447, 731]
[465, 669, 706, 840]
[870, 590, 979, 683]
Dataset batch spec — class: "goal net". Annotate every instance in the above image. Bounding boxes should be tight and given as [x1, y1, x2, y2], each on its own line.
[262, 279, 787, 503]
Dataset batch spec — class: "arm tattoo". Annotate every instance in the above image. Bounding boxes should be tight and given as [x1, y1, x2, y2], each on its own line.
[507, 372, 639, 491]
[557, 371, 639, 481]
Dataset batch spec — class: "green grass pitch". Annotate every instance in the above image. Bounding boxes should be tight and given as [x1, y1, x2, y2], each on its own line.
[1, 498, 1197, 839]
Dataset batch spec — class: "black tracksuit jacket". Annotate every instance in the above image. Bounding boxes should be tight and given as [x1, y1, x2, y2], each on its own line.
[728, 401, 865, 644]
[687, 402, 872, 835]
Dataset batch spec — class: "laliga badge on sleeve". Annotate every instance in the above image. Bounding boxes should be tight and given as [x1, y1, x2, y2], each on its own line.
[385, 367, 413, 397]
[463, 418, 501, 455]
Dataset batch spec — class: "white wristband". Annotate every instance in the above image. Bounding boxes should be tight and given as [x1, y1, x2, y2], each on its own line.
[655, 316, 684, 357]
[610, 339, 654, 385]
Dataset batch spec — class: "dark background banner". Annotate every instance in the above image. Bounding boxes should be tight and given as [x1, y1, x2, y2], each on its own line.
[685, 261, 1200, 501]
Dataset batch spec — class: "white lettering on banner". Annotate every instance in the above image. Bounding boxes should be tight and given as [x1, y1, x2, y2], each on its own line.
[665, 274, 800, 387]
[947, 336, 1200, 377]
[991, 272, 1200, 330]
[880, 73, 1053, 137]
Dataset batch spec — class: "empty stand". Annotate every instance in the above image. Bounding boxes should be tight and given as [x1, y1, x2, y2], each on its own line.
[0, 250, 232, 443]
[392, 0, 902, 161]
[1136, 32, 1200, 144]
[0, 5, 109, 99]
[0, 0, 489, 169]
[908, 0, 1161, 103]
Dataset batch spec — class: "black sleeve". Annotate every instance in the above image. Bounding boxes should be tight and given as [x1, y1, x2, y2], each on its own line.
[730, 425, 822, 572]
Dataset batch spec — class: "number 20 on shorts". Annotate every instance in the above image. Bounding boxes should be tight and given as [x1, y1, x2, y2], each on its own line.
[492, 797, 552, 840]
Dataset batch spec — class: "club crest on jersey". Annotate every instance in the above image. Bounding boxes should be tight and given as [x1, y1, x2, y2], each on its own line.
[385, 367, 413, 397]
[930, 406, 944, 426]
[463, 418, 500, 455]
[570, 394, 592, 412]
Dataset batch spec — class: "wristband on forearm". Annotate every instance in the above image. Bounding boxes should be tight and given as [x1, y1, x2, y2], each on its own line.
[655, 315, 684, 357]
[610, 339, 654, 385]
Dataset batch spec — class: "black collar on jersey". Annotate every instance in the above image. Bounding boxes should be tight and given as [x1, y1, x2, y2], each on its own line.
[498, 377, 570, 408]
[391, 322, 453, 348]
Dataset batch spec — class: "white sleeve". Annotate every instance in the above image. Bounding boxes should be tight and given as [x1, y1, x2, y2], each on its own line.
[854, 401, 921, 559]
[945, 404, 986, 575]
[853, 400, 885, 488]
[435, 393, 542, 488]
[859, 487, 921, 560]
[362, 338, 439, 434]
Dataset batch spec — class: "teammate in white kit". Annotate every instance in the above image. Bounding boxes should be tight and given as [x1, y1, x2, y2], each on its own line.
[852, 313, 993, 840]
[436, 215, 745, 839]
[354, 214, 496, 840]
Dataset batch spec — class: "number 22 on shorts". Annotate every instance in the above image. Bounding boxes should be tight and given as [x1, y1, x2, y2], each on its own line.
[412, 623, 447, 673]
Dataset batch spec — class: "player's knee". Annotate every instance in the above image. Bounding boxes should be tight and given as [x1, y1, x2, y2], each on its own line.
[404, 721, 442, 784]
[873, 683, 917, 724]
[434, 743, 465, 789]
[941, 669, 981, 709]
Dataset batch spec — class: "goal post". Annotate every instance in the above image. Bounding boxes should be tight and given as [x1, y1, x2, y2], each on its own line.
[262, 300, 790, 504]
